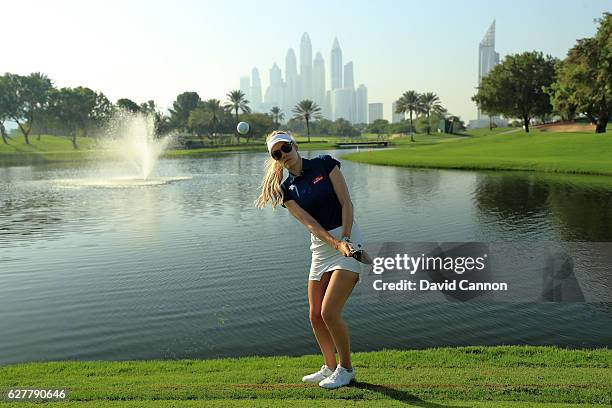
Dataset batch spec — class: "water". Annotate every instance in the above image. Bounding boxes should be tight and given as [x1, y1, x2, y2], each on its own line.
[0, 150, 610, 365]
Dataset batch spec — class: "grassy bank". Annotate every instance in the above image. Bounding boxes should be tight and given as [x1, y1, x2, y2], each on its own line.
[343, 128, 612, 176]
[0, 134, 345, 165]
[0, 346, 610, 407]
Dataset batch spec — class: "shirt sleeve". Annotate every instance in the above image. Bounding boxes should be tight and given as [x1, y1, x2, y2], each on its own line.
[320, 154, 341, 176]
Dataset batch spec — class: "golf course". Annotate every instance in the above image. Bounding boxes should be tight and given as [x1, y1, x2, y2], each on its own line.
[3, 125, 612, 181]
[1, 346, 610, 407]
[342, 126, 612, 177]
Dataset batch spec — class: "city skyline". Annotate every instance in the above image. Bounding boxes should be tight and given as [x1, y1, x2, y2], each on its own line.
[242, 34, 368, 124]
[1, 0, 608, 126]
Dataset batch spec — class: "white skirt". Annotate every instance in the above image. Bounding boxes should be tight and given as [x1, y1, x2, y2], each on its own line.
[309, 222, 365, 282]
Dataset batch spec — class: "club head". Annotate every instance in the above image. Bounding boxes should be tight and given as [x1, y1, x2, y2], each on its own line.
[350, 249, 373, 265]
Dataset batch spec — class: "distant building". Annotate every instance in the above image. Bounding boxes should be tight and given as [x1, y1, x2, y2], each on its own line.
[300, 32, 313, 101]
[323, 90, 332, 120]
[313, 52, 326, 109]
[355, 84, 368, 124]
[470, 20, 507, 128]
[250, 67, 263, 111]
[264, 63, 284, 110]
[391, 102, 404, 123]
[368, 103, 383, 123]
[284, 48, 299, 114]
[478, 20, 499, 120]
[239, 34, 368, 123]
[330, 37, 343, 90]
[240, 76, 251, 102]
[331, 88, 353, 121]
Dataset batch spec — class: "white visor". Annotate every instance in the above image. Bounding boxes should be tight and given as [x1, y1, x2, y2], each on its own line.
[266, 133, 294, 153]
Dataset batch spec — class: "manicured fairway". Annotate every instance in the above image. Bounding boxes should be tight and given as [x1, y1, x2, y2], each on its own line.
[343, 128, 612, 176]
[1, 346, 610, 407]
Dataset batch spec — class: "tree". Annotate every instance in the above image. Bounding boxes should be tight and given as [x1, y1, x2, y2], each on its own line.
[395, 91, 421, 141]
[116, 98, 141, 113]
[313, 118, 333, 135]
[366, 119, 389, 139]
[201, 99, 225, 138]
[331, 118, 358, 136]
[0, 76, 11, 144]
[169, 91, 201, 131]
[3, 72, 53, 144]
[418, 92, 445, 134]
[188, 107, 214, 142]
[548, 13, 611, 133]
[139, 100, 156, 115]
[270, 106, 284, 128]
[48, 87, 101, 149]
[472, 51, 558, 133]
[292, 100, 321, 142]
[447, 115, 466, 134]
[225, 90, 251, 144]
[239, 113, 276, 141]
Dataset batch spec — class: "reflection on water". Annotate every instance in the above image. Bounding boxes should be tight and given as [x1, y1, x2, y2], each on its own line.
[54, 176, 192, 188]
[0, 151, 610, 365]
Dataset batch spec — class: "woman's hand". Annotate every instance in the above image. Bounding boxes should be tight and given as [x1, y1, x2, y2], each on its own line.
[334, 240, 353, 257]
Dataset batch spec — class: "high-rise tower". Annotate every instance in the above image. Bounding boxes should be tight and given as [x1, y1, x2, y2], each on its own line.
[477, 20, 500, 120]
[284, 48, 298, 113]
[300, 32, 313, 100]
[250, 67, 262, 111]
[313, 52, 326, 108]
[330, 37, 343, 90]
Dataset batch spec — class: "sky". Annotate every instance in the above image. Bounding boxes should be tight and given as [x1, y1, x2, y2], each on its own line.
[2, 0, 610, 125]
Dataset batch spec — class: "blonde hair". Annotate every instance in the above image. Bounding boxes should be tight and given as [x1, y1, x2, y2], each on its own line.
[255, 131, 296, 209]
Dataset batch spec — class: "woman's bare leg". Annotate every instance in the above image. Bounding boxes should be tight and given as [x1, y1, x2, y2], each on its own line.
[321, 269, 359, 370]
[307, 271, 337, 369]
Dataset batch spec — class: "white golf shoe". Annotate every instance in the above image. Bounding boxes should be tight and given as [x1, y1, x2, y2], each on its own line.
[318, 365, 356, 389]
[302, 364, 334, 383]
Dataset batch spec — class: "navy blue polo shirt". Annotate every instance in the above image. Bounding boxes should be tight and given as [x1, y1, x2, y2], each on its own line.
[280, 154, 343, 231]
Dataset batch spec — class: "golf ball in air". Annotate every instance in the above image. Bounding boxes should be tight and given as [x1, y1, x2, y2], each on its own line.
[237, 121, 250, 134]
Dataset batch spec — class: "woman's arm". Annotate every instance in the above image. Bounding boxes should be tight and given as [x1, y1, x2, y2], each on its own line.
[285, 200, 352, 256]
[328, 166, 353, 239]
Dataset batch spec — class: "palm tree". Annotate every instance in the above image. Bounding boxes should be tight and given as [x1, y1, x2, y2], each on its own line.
[270, 106, 284, 128]
[418, 92, 445, 135]
[202, 98, 224, 139]
[292, 100, 321, 143]
[225, 90, 251, 144]
[395, 91, 421, 142]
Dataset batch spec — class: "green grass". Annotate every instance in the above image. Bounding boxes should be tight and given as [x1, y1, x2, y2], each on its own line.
[0, 346, 609, 407]
[0, 134, 347, 164]
[342, 128, 612, 178]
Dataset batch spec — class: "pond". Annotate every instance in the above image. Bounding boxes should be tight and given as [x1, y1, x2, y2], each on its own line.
[0, 149, 610, 365]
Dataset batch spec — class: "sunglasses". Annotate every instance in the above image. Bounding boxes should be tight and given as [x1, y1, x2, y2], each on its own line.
[271, 141, 294, 160]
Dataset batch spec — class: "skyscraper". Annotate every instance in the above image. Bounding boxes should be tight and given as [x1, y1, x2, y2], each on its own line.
[330, 37, 343, 90]
[239, 34, 369, 122]
[368, 103, 383, 123]
[324, 90, 332, 120]
[355, 84, 368, 124]
[284, 48, 298, 114]
[331, 88, 353, 121]
[343, 62, 355, 122]
[240, 76, 251, 102]
[343, 61, 354, 90]
[250, 67, 262, 111]
[391, 102, 405, 123]
[313, 52, 326, 108]
[300, 32, 313, 100]
[477, 20, 500, 120]
[264, 63, 283, 110]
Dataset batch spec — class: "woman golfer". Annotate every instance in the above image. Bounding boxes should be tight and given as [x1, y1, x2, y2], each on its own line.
[256, 131, 365, 389]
